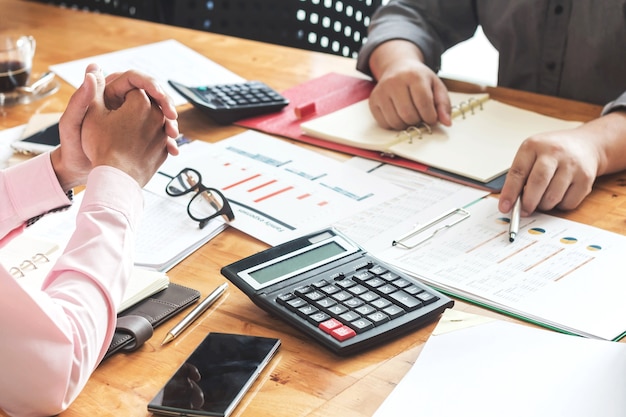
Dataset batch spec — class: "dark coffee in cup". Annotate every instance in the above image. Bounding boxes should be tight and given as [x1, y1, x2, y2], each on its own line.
[0, 35, 36, 93]
[0, 61, 30, 92]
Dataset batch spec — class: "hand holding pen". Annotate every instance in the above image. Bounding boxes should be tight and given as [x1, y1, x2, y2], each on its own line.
[508, 195, 522, 242]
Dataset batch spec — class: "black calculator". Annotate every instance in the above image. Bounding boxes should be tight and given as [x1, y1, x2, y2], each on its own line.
[221, 228, 454, 356]
[168, 80, 289, 125]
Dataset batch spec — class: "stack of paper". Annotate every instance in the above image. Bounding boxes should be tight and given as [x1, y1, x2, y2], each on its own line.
[135, 188, 228, 271]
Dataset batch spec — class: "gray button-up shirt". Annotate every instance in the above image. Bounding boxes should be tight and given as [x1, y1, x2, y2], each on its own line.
[357, 0, 626, 113]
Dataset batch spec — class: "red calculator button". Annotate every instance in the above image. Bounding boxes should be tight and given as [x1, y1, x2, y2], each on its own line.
[319, 318, 343, 334]
[331, 326, 356, 341]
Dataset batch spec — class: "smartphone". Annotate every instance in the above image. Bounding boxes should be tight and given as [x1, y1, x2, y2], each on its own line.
[148, 333, 281, 417]
[11, 121, 60, 154]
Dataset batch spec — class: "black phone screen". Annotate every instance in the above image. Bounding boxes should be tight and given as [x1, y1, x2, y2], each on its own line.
[148, 333, 281, 417]
[23, 122, 60, 145]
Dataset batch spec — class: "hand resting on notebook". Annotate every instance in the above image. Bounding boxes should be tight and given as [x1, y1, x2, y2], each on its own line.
[356, 1, 626, 216]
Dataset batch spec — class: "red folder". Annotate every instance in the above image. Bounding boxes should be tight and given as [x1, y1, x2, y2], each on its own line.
[237, 72, 504, 192]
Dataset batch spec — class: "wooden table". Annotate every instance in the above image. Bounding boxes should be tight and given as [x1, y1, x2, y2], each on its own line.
[3, 1, 626, 416]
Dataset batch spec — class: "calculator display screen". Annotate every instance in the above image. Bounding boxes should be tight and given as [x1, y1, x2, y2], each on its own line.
[249, 241, 346, 285]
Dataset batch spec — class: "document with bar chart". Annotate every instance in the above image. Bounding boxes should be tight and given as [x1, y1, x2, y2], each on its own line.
[145, 130, 419, 246]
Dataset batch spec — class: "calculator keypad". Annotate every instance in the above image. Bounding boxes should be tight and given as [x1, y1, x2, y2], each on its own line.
[192, 81, 287, 109]
[169, 79, 289, 124]
[276, 262, 440, 343]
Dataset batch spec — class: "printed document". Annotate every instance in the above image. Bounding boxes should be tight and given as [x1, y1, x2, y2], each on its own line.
[336, 160, 626, 340]
[146, 131, 426, 246]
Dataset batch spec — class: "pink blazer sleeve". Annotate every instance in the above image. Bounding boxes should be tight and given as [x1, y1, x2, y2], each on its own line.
[0, 160, 143, 417]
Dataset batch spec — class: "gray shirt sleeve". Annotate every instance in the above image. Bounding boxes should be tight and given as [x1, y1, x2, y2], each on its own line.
[357, 0, 626, 109]
[602, 92, 626, 116]
[356, 0, 478, 77]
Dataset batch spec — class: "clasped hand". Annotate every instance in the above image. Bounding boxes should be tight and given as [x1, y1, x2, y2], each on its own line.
[52, 63, 180, 190]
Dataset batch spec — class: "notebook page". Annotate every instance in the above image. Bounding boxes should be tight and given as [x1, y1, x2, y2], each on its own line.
[389, 98, 581, 182]
[299, 93, 489, 151]
[300, 93, 581, 183]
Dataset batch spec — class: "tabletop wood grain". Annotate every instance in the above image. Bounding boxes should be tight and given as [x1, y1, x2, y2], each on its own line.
[2, 1, 626, 416]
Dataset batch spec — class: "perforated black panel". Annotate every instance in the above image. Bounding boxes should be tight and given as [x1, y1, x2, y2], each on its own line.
[169, 0, 383, 58]
[29, 0, 165, 21]
[28, 0, 383, 58]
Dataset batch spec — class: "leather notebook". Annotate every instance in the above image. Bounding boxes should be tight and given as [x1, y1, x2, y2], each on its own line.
[104, 283, 201, 360]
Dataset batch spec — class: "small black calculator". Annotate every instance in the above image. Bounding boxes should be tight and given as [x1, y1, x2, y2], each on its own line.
[221, 228, 454, 355]
[168, 80, 289, 125]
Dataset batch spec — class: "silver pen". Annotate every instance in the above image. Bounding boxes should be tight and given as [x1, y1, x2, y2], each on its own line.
[508, 195, 522, 242]
[161, 282, 228, 345]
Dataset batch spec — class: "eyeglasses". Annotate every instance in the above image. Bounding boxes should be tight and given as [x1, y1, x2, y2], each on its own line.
[165, 167, 235, 229]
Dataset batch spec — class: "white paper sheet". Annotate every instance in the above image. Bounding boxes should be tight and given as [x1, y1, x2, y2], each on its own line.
[49, 39, 244, 106]
[373, 310, 626, 417]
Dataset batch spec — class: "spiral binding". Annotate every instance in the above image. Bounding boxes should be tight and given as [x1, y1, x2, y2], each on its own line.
[382, 94, 487, 158]
[393, 95, 486, 145]
[395, 122, 433, 144]
[381, 122, 433, 157]
[451, 96, 485, 119]
[9, 252, 52, 278]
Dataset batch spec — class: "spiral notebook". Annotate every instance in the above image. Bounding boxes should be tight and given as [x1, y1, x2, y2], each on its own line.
[0, 234, 169, 313]
[300, 92, 581, 183]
